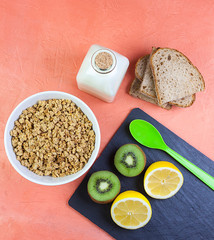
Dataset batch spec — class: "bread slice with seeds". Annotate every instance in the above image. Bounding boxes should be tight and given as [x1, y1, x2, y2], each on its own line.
[150, 48, 205, 106]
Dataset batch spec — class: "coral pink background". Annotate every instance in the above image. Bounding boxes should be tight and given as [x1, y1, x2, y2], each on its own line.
[0, 0, 213, 239]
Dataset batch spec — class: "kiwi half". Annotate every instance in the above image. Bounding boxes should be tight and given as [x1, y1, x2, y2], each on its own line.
[87, 170, 121, 204]
[114, 144, 146, 177]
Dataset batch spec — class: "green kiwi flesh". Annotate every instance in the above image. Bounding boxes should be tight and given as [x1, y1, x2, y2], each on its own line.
[87, 170, 121, 204]
[114, 144, 146, 177]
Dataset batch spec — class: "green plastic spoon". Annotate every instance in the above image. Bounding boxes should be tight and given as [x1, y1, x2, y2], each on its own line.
[129, 119, 214, 190]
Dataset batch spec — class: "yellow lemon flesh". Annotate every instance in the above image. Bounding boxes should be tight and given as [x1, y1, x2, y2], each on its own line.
[110, 190, 152, 230]
[144, 161, 184, 199]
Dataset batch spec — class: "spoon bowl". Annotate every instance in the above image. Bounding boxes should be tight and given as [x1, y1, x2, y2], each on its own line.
[129, 119, 166, 150]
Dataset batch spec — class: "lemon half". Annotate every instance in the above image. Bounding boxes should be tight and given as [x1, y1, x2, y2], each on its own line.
[110, 190, 152, 230]
[144, 161, 184, 199]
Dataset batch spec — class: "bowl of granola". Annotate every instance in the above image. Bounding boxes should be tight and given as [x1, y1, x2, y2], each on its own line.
[4, 91, 101, 186]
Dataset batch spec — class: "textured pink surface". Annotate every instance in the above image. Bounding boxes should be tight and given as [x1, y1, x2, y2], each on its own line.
[0, 0, 214, 239]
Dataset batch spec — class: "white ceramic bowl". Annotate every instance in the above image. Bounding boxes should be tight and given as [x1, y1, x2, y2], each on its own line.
[4, 91, 101, 186]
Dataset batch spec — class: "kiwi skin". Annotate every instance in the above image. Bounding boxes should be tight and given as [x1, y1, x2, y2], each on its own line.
[87, 170, 121, 204]
[114, 144, 146, 177]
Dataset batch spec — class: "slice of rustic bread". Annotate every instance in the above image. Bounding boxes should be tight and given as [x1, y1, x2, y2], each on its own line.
[135, 55, 149, 81]
[129, 78, 172, 110]
[135, 54, 171, 109]
[137, 49, 195, 108]
[140, 55, 156, 98]
[150, 48, 205, 105]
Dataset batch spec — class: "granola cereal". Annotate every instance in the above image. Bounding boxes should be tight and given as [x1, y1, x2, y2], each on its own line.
[10, 99, 96, 177]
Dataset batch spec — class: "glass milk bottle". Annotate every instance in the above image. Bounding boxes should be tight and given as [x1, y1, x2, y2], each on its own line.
[76, 44, 129, 102]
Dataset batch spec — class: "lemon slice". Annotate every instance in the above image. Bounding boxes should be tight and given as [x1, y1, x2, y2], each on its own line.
[110, 190, 152, 230]
[144, 161, 184, 199]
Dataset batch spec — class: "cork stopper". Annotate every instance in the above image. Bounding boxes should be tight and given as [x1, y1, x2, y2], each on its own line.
[95, 52, 113, 70]
[92, 49, 116, 74]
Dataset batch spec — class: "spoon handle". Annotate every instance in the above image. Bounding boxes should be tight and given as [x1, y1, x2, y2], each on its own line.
[165, 147, 214, 190]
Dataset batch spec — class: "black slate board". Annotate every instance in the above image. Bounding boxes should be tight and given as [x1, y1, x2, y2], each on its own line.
[68, 108, 214, 240]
